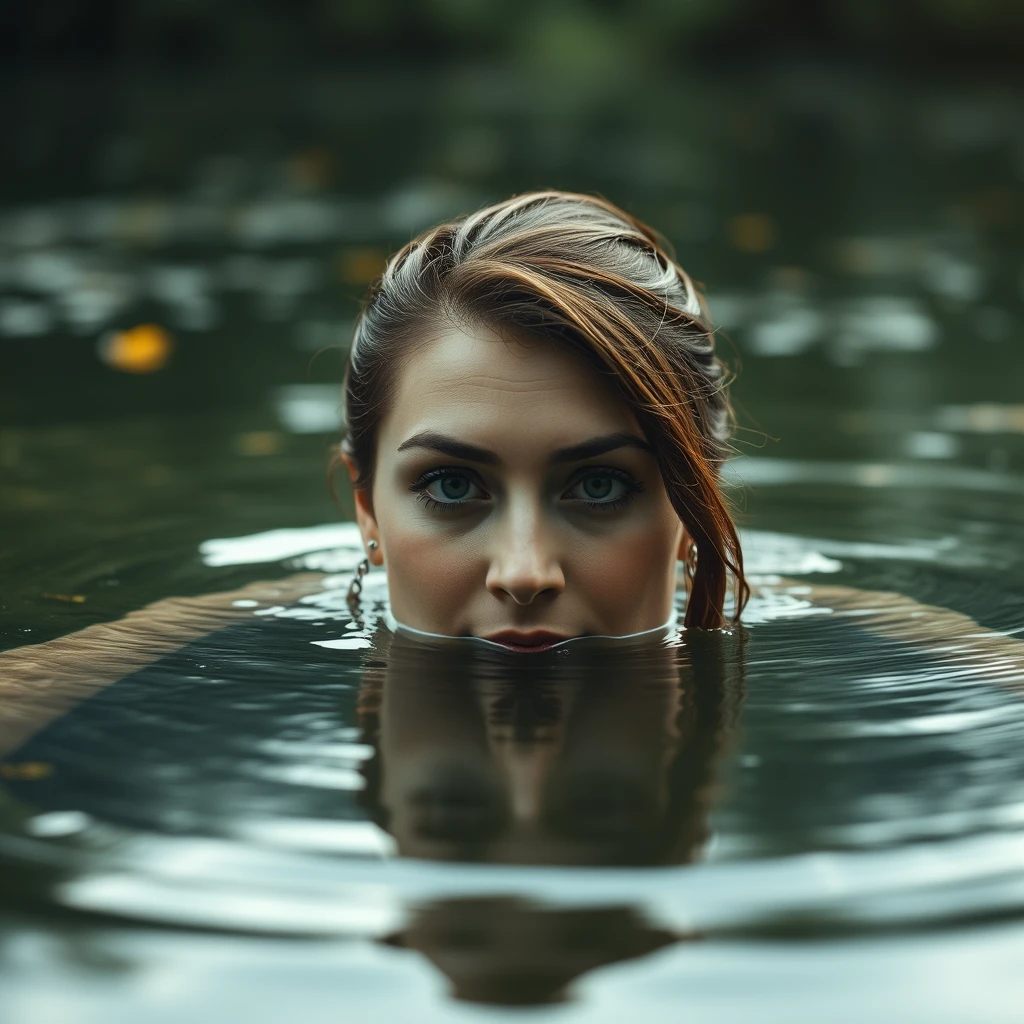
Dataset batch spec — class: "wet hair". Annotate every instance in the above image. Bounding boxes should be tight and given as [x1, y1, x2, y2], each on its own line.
[340, 190, 748, 628]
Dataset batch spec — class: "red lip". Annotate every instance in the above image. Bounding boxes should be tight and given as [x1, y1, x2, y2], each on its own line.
[483, 630, 570, 652]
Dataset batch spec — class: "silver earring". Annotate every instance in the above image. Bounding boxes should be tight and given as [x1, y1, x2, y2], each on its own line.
[347, 541, 378, 605]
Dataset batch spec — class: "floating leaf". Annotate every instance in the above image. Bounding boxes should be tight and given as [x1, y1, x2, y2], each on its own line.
[0, 763, 54, 781]
[728, 213, 775, 254]
[98, 323, 174, 374]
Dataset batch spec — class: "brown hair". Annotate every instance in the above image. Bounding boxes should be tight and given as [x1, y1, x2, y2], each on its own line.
[341, 190, 748, 628]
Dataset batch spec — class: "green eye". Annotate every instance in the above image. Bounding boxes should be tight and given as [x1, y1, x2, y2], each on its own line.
[410, 467, 490, 512]
[416, 470, 486, 507]
[582, 475, 614, 500]
[440, 476, 471, 500]
[565, 470, 640, 508]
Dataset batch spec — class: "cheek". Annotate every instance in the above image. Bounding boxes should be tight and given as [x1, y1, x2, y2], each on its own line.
[570, 512, 681, 630]
[375, 511, 482, 630]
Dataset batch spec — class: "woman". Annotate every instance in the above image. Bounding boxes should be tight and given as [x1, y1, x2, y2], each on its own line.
[1, 190, 1020, 755]
[1, 189, 748, 759]
[338, 189, 747, 644]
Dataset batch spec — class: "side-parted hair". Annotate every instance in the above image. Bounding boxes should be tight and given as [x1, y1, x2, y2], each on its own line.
[341, 190, 748, 628]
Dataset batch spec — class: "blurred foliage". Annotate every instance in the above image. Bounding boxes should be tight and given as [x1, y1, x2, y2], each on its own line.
[2, 0, 1024, 69]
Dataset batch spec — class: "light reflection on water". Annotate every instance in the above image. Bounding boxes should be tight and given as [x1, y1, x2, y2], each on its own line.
[2, 489, 1024, 1017]
[2, 66, 1024, 1019]
[1, 510, 1024, 1013]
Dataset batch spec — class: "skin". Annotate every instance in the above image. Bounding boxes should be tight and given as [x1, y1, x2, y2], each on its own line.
[3, 577, 1020, 760]
[1, 317, 1021, 748]
[344, 324, 689, 641]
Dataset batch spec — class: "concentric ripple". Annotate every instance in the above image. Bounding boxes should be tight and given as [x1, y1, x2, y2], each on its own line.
[2, 467, 1023, 948]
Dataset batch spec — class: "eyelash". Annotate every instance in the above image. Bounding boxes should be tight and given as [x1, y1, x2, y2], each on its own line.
[567, 467, 644, 512]
[409, 468, 489, 513]
[408, 467, 644, 513]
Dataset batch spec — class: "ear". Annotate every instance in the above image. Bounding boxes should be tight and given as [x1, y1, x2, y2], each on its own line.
[676, 524, 693, 563]
[341, 452, 385, 566]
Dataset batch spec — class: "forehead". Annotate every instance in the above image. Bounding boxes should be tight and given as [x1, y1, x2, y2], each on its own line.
[381, 325, 640, 447]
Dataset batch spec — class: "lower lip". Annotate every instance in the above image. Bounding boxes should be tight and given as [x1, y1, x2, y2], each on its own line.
[487, 637, 565, 653]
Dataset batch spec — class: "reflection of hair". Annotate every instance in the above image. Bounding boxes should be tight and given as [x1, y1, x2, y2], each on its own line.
[355, 628, 747, 865]
[357, 631, 745, 1007]
[659, 628, 747, 862]
[339, 190, 747, 627]
[358, 630, 745, 1007]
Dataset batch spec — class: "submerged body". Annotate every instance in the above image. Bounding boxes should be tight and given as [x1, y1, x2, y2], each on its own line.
[2, 536, 1024, 1004]
[3, 193, 1023, 993]
[2, 191, 1022, 740]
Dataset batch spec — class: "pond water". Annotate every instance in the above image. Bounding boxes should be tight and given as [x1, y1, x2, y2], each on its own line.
[1, 67, 1023, 1020]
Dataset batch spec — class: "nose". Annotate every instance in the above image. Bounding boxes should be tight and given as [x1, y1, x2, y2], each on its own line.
[485, 501, 565, 606]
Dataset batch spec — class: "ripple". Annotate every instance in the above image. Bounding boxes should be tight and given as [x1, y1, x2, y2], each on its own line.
[2, 469, 1024, 960]
[724, 457, 1024, 497]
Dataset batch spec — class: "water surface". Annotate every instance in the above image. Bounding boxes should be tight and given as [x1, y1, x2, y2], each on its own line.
[2, 65, 1024, 1020]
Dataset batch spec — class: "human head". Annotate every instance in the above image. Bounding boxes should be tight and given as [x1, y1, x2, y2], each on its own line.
[341, 190, 747, 633]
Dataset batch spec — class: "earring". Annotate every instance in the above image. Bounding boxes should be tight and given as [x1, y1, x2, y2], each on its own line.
[347, 540, 379, 606]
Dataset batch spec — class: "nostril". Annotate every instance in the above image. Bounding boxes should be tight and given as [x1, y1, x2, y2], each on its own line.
[494, 582, 562, 606]
[504, 586, 539, 607]
[486, 551, 565, 604]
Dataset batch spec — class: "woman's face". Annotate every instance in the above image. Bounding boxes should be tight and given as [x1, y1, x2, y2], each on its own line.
[350, 324, 686, 646]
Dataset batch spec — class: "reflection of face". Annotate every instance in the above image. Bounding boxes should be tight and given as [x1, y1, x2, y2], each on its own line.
[355, 325, 685, 641]
[365, 640, 734, 1006]
[399, 899, 677, 1007]
[374, 644, 700, 867]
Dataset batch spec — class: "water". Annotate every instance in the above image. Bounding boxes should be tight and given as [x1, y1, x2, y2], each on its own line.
[2, 66, 1024, 1019]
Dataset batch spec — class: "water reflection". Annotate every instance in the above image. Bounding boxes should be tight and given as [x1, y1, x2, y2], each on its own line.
[0, 622, 744, 1005]
[3, 54, 1024, 1017]
[355, 632, 743, 1004]
[395, 899, 677, 1006]
[361, 634, 743, 868]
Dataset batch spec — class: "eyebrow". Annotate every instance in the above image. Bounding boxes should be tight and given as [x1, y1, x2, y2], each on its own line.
[395, 430, 653, 464]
